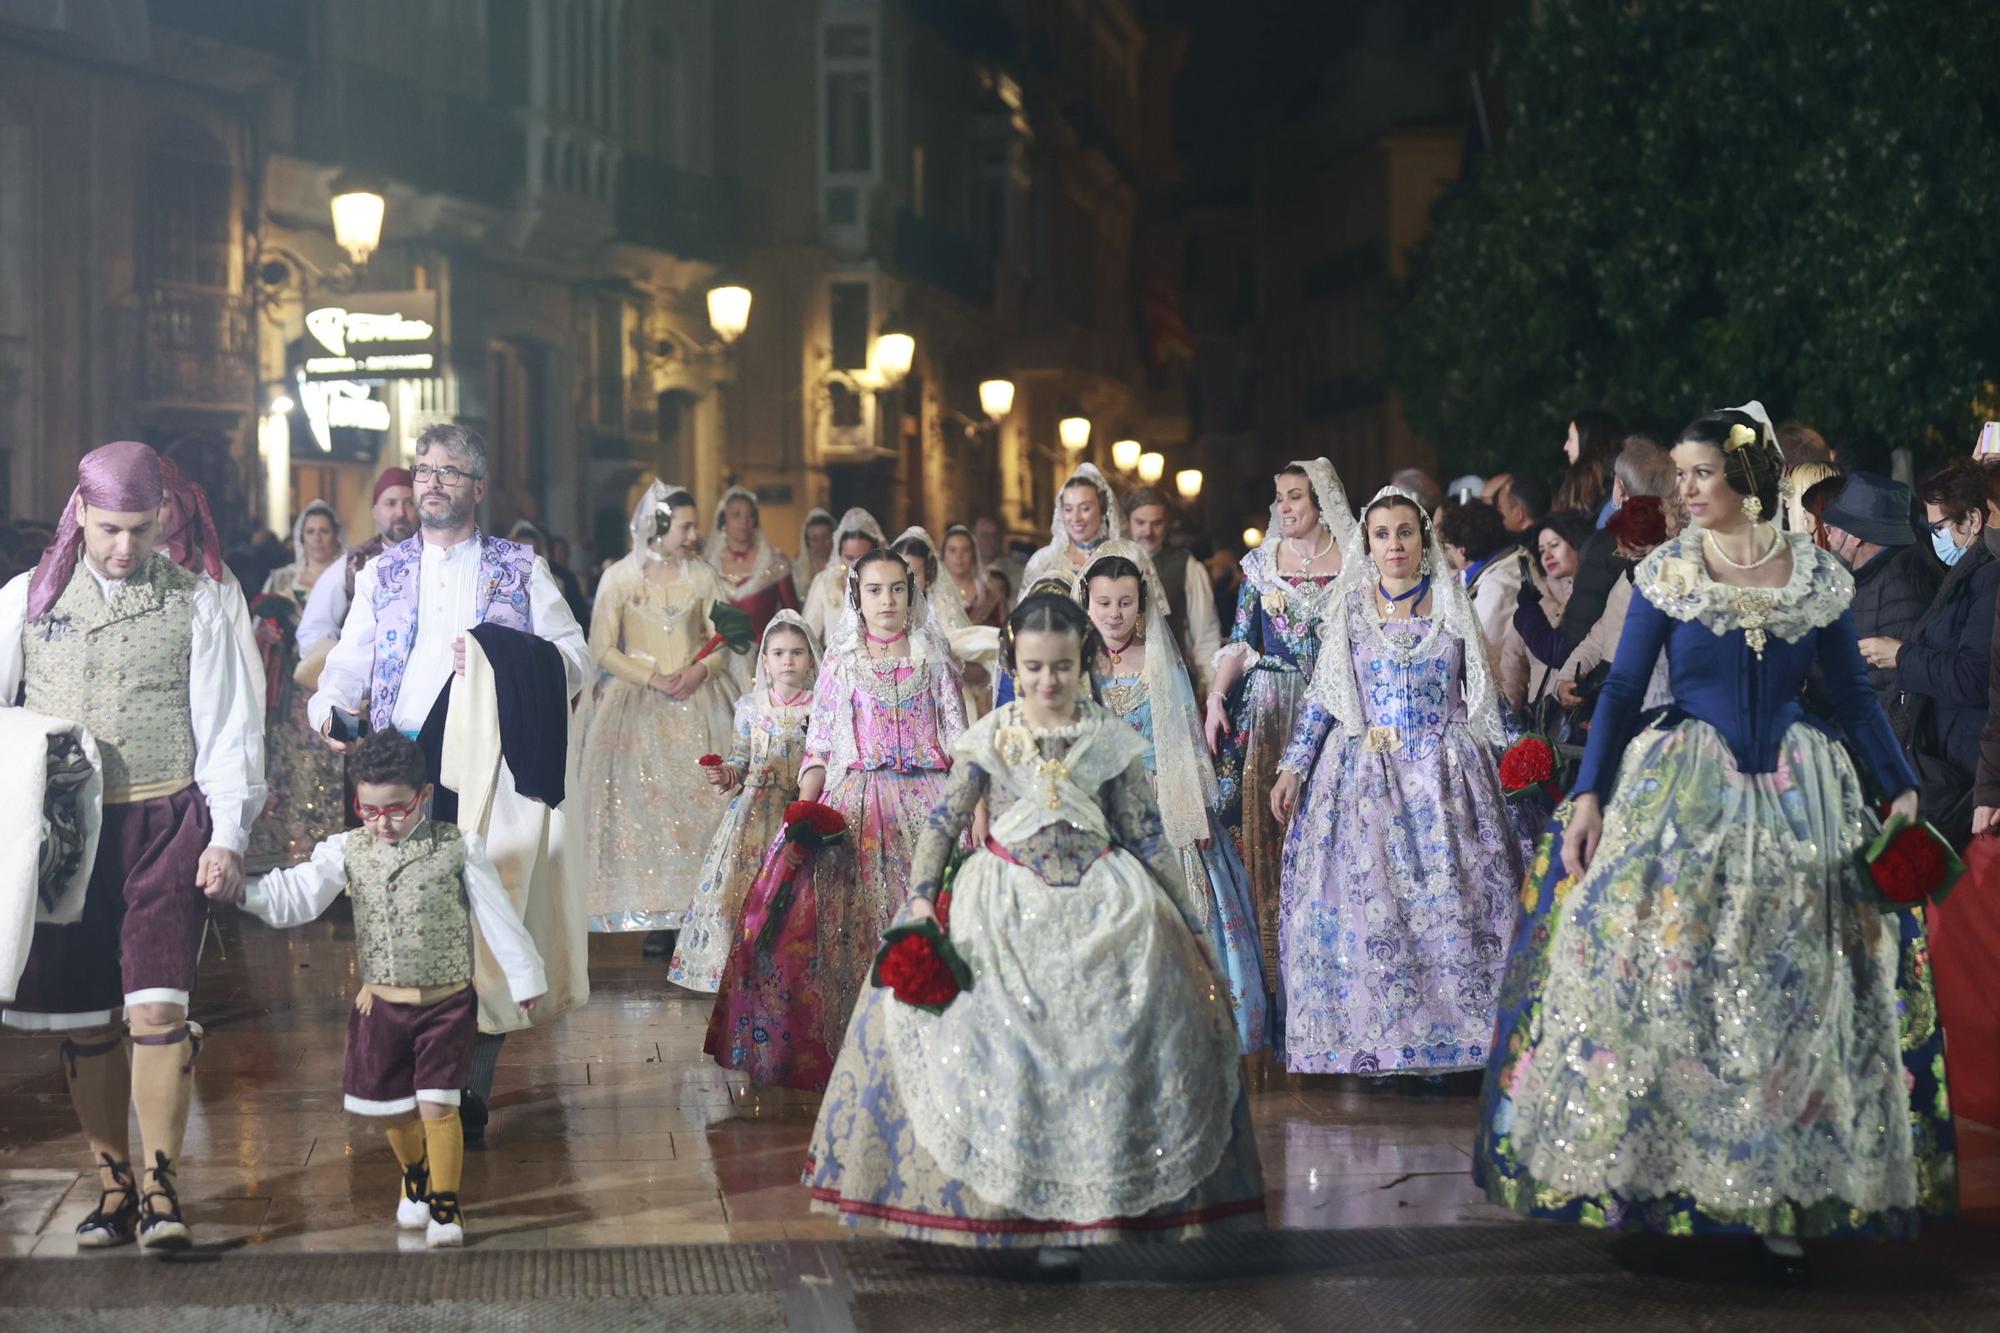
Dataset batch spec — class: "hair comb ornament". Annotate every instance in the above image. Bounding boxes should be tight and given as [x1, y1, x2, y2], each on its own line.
[1726, 423, 1758, 453]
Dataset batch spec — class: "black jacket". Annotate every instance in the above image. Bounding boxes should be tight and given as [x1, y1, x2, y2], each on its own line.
[1558, 528, 1631, 660]
[1895, 541, 1999, 780]
[1849, 542, 1939, 699]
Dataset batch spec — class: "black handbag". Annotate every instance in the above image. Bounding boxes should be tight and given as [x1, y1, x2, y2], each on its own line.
[1893, 692, 1976, 848]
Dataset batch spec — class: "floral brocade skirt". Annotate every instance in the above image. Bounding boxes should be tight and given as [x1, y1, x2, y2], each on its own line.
[802, 850, 1265, 1247]
[1216, 666, 1310, 986]
[1476, 717, 1957, 1238]
[670, 776, 797, 992]
[575, 674, 737, 929]
[1278, 723, 1523, 1075]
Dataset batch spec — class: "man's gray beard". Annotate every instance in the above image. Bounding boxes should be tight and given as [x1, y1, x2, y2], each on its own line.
[420, 497, 474, 531]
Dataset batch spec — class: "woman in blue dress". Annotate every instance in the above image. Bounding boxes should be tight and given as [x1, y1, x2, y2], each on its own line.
[1080, 543, 1269, 1051]
[1476, 402, 1956, 1275]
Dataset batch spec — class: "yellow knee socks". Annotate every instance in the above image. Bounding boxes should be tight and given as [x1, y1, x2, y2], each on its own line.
[128, 1019, 198, 1188]
[421, 1112, 464, 1197]
[59, 1025, 131, 1192]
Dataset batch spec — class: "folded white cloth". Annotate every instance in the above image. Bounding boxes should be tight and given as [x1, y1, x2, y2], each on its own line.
[0, 707, 104, 1003]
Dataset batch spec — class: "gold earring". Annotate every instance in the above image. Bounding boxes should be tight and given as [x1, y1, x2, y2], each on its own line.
[1742, 495, 1764, 519]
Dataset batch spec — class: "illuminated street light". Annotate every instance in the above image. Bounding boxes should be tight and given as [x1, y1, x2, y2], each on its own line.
[1176, 468, 1203, 500]
[707, 285, 752, 343]
[1111, 438, 1142, 471]
[1243, 526, 1264, 548]
[329, 171, 387, 266]
[870, 332, 916, 385]
[1059, 416, 1091, 451]
[979, 378, 1016, 419]
[1137, 451, 1165, 483]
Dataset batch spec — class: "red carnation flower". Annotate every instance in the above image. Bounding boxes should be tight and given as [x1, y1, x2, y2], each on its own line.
[878, 934, 962, 1008]
[1498, 735, 1562, 803]
[785, 800, 846, 837]
[1862, 820, 1963, 909]
[697, 753, 724, 767]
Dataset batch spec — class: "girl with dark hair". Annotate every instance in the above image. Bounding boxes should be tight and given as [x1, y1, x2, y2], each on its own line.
[711, 548, 967, 1087]
[571, 481, 742, 943]
[1554, 409, 1626, 519]
[1269, 488, 1522, 1080]
[1080, 544, 1269, 1051]
[1479, 402, 1953, 1273]
[804, 592, 1266, 1246]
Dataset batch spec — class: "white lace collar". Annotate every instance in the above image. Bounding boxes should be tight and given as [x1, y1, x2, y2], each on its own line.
[1635, 530, 1852, 646]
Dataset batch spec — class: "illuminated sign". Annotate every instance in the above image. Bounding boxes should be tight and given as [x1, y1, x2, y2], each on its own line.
[301, 290, 440, 381]
[300, 380, 390, 453]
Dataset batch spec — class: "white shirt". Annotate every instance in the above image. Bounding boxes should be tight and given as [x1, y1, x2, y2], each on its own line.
[0, 561, 266, 855]
[309, 534, 590, 736]
[295, 561, 352, 656]
[1177, 556, 1223, 697]
[242, 826, 547, 1003]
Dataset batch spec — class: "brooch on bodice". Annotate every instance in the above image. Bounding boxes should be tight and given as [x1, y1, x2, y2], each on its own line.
[1731, 587, 1778, 659]
[1033, 756, 1071, 810]
[1364, 725, 1401, 754]
[995, 723, 1036, 769]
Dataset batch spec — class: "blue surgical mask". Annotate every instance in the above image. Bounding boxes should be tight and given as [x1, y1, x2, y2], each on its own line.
[1932, 524, 1969, 567]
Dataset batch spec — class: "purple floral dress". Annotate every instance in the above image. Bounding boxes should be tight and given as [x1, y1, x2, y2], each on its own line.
[1274, 594, 1523, 1075]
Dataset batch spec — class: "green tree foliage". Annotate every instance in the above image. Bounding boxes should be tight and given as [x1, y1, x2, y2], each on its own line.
[1388, 0, 2000, 477]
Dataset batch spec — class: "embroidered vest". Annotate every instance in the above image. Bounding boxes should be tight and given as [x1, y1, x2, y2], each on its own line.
[368, 533, 533, 723]
[344, 823, 473, 987]
[1152, 544, 1196, 661]
[23, 555, 197, 800]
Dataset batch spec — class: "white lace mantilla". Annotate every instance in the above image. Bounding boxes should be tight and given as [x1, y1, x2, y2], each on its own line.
[1301, 485, 1504, 748]
[888, 703, 1242, 1221]
[1634, 530, 1852, 647]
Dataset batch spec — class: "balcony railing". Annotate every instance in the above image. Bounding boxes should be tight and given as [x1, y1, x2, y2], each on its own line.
[139, 287, 254, 408]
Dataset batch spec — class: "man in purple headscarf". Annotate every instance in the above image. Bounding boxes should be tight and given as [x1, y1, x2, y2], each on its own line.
[0, 441, 265, 1253]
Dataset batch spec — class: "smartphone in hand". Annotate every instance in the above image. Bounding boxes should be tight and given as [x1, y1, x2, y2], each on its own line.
[1975, 422, 2000, 460]
[328, 707, 364, 743]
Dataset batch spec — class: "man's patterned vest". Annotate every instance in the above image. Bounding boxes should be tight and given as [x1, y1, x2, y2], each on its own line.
[1152, 544, 1195, 663]
[343, 822, 473, 987]
[23, 554, 197, 801]
[368, 533, 533, 724]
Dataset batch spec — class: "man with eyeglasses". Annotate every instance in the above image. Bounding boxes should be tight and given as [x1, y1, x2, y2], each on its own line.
[308, 423, 589, 1145]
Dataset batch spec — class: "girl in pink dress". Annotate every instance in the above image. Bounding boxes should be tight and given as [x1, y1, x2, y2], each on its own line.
[704, 548, 966, 1088]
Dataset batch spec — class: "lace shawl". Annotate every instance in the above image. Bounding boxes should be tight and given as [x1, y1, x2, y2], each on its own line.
[1304, 484, 1505, 746]
[1020, 462, 1126, 599]
[1076, 540, 1217, 853]
[1633, 530, 1852, 642]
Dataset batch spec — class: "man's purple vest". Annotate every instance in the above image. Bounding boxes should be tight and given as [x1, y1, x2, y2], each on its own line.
[369, 532, 534, 725]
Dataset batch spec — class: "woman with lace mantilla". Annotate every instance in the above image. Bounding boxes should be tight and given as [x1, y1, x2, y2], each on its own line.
[1080, 543, 1268, 1052]
[570, 482, 740, 939]
[1269, 487, 1524, 1081]
[1205, 459, 1358, 992]
[708, 486, 798, 693]
[1475, 403, 1955, 1275]
[803, 593, 1265, 1246]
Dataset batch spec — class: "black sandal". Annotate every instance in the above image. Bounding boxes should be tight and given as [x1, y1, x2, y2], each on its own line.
[397, 1157, 431, 1228]
[75, 1154, 139, 1249]
[137, 1151, 191, 1252]
[425, 1191, 464, 1248]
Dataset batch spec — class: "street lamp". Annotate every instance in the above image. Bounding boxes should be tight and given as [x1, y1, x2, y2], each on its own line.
[1059, 416, 1091, 451]
[1243, 525, 1264, 548]
[707, 284, 753, 344]
[979, 378, 1016, 420]
[329, 170, 387, 267]
[869, 332, 916, 386]
[1176, 468, 1203, 501]
[1137, 451, 1165, 483]
[1111, 438, 1142, 471]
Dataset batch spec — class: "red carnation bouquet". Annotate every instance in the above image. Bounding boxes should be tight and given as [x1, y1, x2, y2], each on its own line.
[697, 754, 724, 768]
[1498, 734, 1564, 804]
[1859, 814, 1964, 911]
[870, 918, 973, 1015]
[751, 801, 848, 952]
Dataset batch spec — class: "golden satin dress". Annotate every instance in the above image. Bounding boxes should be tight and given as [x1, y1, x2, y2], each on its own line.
[573, 570, 741, 930]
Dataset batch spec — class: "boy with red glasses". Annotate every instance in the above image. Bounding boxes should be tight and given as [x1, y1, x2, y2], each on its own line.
[207, 730, 543, 1247]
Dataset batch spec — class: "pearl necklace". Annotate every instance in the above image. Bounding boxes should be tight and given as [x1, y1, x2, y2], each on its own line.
[1285, 524, 1334, 567]
[1703, 525, 1784, 571]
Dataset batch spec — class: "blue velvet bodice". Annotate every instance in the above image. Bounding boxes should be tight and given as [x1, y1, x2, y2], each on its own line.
[1574, 590, 1919, 801]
